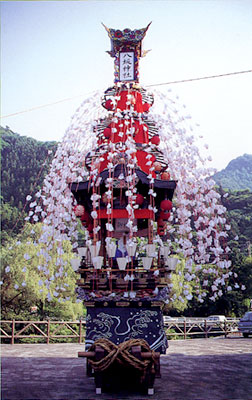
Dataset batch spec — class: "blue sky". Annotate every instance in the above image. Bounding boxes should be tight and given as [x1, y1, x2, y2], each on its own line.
[1, 0, 252, 170]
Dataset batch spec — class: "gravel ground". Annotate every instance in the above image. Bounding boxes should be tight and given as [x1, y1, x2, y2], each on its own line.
[1, 337, 252, 400]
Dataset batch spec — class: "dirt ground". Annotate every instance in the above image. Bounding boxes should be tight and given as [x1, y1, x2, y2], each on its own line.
[1, 337, 252, 400]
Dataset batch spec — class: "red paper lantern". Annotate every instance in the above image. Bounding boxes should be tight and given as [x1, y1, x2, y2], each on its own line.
[157, 218, 167, 228]
[135, 193, 144, 206]
[151, 135, 160, 146]
[161, 171, 170, 180]
[142, 103, 150, 112]
[104, 99, 114, 111]
[73, 205, 85, 217]
[160, 199, 172, 211]
[80, 211, 90, 223]
[160, 211, 170, 220]
[157, 227, 165, 236]
[103, 127, 111, 139]
[153, 161, 162, 172]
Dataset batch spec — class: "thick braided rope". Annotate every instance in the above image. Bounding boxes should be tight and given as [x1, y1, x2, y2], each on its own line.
[87, 338, 157, 375]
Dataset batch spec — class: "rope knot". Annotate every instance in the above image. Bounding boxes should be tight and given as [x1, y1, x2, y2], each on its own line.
[87, 338, 158, 381]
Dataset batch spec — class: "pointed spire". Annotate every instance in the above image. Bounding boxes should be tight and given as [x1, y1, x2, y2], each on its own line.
[101, 22, 112, 38]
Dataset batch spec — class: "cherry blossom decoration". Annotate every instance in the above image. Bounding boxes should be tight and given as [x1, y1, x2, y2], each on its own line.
[22, 87, 243, 303]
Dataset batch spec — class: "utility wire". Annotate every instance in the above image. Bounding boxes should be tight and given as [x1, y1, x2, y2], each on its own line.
[145, 69, 252, 88]
[0, 93, 89, 119]
[1, 69, 251, 119]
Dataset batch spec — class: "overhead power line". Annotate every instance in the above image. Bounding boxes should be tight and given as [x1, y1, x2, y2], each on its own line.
[146, 69, 252, 88]
[0, 93, 88, 119]
[1, 69, 251, 119]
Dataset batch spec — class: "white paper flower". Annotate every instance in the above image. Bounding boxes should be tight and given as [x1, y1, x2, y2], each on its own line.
[91, 211, 98, 219]
[105, 223, 114, 232]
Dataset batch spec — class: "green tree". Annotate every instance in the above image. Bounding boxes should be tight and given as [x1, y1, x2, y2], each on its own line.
[0, 200, 26, 244]
[184, 255, 252, 317]
[163, 258, 194, 315]
[0, 223, 83, 320]
[220, 188, 252, 255]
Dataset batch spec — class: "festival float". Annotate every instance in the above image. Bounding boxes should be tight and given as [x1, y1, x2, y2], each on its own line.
[72, 23, 175, 394]
[23, 23, 244, 396]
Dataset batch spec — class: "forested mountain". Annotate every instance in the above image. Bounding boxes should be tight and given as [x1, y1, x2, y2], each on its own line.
[220, 188, 252, 256]
[212, 154, 252, 191]
[212, 154, 252, 255]
[1, 126, 57, 208]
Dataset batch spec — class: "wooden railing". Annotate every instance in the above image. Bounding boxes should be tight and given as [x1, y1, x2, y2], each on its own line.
[163, 317, 240, 340]
[0, 318, 240, 344]
[0, 320, 85, 344]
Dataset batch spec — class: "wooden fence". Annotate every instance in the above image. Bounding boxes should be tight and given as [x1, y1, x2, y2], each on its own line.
[0, 318, 240, 344]
[163, 318, 239, 340]
[0, 320, 85, 344]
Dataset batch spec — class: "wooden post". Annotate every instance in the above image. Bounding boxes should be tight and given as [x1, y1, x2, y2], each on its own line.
[204, 319, 208, 339]
[11, 320, 15, 345]
[224, 320, 227, 338]
[183, 320, 187, 340]
[47, 320, 50, 344]
[79, 320, 82, 344]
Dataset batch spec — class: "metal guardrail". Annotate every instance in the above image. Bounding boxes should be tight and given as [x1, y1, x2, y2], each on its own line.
[0, 318, 240, 344]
